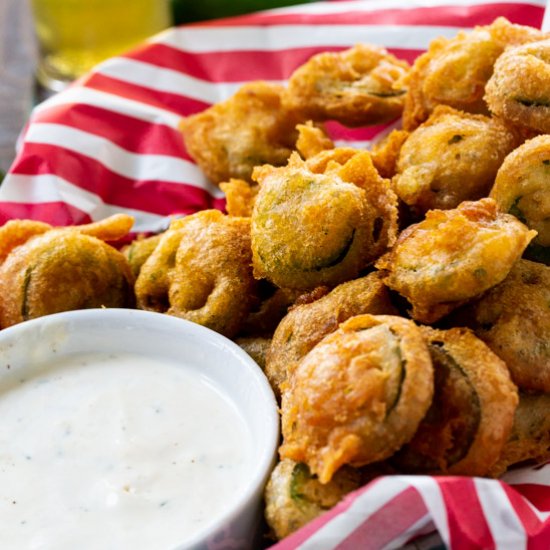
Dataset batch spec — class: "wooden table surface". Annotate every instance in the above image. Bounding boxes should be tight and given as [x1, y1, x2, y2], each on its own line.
[0, 0, 36, 174]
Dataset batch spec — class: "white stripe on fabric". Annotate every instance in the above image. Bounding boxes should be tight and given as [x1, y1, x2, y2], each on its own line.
[380, 513, 434, 550]
[401, 476, 451, 547]
[0, 174, 173, 233]
[297, 477, 414, 550]
[96, 57, 260, 104]
[31, 87, 183, 130]
[503, 462, 550, 487]
[475, 478, 527, 550]
[266, 0, 547, 16]
[23, 123, 224, 197]
[154, 25, 466, 53]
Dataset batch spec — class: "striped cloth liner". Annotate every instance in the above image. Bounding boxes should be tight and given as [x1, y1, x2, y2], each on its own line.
[3, 1, 550, 547]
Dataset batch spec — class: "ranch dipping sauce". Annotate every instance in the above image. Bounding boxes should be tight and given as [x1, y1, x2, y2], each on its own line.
[0, 352, 254, 549]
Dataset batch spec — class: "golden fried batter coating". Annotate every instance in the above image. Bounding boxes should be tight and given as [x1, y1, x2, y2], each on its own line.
[295, 121, 334, 160]
[489, 393, 550, 477]
[280, 314, 433, 483]
[451, 260, 550, 392]
[122, 233, 163, 278]
[0, 216, 135, 327]
[402, 17, 542, 130]
[394, 327, 518, 477]
[251, 152, 398, 290]
[282, 44, 409, 127]
[394, 106, 520, 216]
[490, 135, 550, 263]
[264, 459, 389, 540]
[266, 273, 397, 397]
[180, 81, 301, 184]
[370, 129, 409, 179]
[219, 178, 259, 217]
[485, 39, 550, 134]
[234, 336, 271, 371]
[135, 210, 257, 338]
[376, 198, 536, 323]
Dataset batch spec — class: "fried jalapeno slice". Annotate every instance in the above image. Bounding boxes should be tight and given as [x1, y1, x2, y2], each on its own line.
[394, 106, 520, 216]
[393, 327, 518, 477]
[485, 39, 550, 134]
[280, 314, 433, 483]
[135, 210, 257, 338]
[0, 215, 135, 328]
[402, 17, 542, 130]
[264, 459, 389, 540]
[376, 198, 536, 323]
[251, 152, 398, 290]
[452, 260, 550, 393]
[491, 135, 550, 264]
[180, 81, 301, 184]
[282, 44, 409, 127]
[267, 273, 397, 397]
[489, 393, 550, 477]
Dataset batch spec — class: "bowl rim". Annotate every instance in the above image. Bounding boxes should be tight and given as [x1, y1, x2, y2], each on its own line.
[0, 308, 280, 549]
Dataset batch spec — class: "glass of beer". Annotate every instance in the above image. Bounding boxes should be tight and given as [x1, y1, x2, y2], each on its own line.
[31, 0, 171, 92]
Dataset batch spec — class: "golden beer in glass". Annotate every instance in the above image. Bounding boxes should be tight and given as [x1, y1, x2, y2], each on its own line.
[31, 0, 171, 91]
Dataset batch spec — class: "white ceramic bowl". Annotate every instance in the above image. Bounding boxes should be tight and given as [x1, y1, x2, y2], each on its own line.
[0, 308, 279, 549]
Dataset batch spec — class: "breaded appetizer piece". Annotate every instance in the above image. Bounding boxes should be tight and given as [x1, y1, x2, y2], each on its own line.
[485, 39, 550, 134]
[452, 260, 550, 393]
[489, 393, 550, 478]
[122, 233, 163, 279]
[370, 129, 409, 179]
[282, 44, 409, 127]
[402, 17, 542, 130]
[280, 314, 433, 483]
[266, 273, 397, 397]
[180, 81, 301, 184]
[490, 135, 550, 264]
[295, 121, 334, 160]
[219, 178, 259, 217]
[251, 151, 398, 290]
[135, 210, 257, 338]
[393, 327, 518, 477]
[0, 215, 135, 328]
[376, 198, 536, 323]
[394, 106, 520, 216]
[264, 459, 390, 540]
[234, 336, 271, 371]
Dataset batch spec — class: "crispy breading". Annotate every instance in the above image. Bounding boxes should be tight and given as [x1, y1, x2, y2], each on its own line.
[394, 106, 521, 216]
[394, 326, 518, 477]
[376, 198, 536, 323]
[280, 314, 433, 483]
[283, 44, 409, 127]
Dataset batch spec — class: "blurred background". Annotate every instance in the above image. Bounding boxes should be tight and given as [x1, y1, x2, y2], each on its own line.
[0, 0, 316, 175]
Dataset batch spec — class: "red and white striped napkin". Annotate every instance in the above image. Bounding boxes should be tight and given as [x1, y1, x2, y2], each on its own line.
[3, 1, 550, 548]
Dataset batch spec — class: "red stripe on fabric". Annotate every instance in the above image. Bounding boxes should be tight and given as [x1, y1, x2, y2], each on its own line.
[268, 478, 384, 549]
[10, 143, 217, 216]
[334, 486, 428, 550]
[31, 103, 192, 160]
[125, 43, 423, 82]
[501, 483, 550, 550]
[0, 201, 91, 227]
[439, 477, 495, 550]
[512, 484, 550, 512]
[192, 3, 544, 29]
[82, 73, 209, 117]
